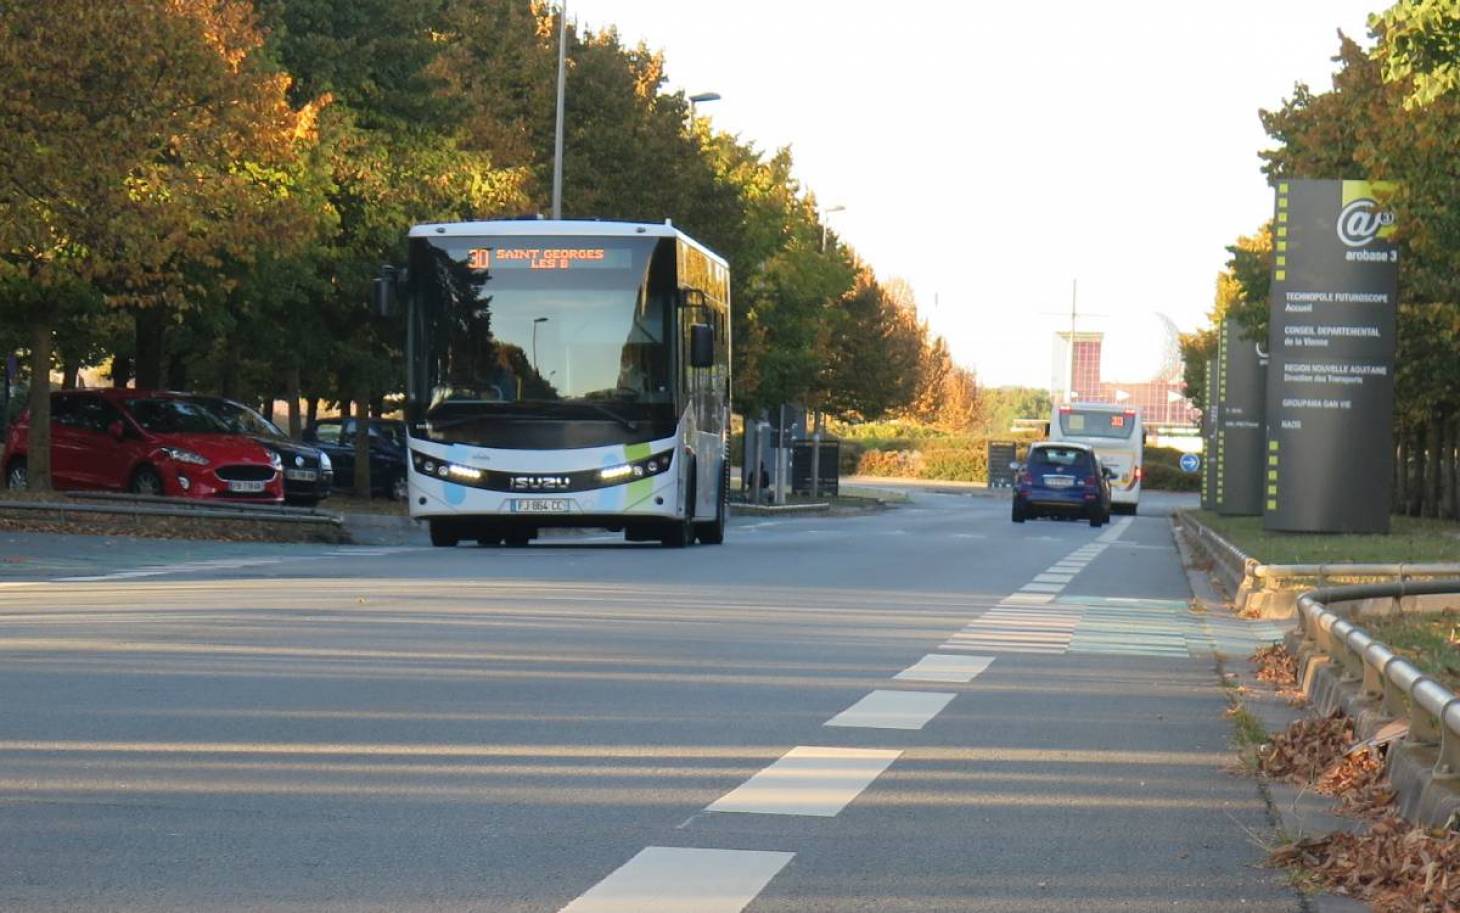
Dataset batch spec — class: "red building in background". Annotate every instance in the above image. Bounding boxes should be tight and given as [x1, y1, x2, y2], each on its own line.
[1051, 314, 1199, 431]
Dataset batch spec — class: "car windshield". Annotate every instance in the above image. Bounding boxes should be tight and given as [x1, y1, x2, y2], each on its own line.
[1030, 447, 1090, 471]
[125, 398, 232, 435]
[192, 399, 284, 438]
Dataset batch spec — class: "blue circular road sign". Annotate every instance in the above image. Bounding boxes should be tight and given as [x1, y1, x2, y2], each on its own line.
[1179, 453, 1201, 474]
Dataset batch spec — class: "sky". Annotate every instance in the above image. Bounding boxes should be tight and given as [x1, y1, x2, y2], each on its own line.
[571, 0, 1382, 388]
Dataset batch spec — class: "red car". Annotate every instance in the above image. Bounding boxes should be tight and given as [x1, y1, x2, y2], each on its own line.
[3, 389, 285, 502]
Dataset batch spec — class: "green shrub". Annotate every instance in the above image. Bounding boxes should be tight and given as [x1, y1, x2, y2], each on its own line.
[917, 446, 985, 482]
[857, 449, 922, 477]
[1143, 460, 1200, 492]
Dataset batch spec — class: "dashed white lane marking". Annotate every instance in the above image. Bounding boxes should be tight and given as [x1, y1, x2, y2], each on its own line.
[1033, 573, 1074, 584]
[1096, 516, 1134, 543]
[894, 653, 994, 683]
[706, 746, 901, 817]
[1018, 582, 1064, 593]
[558, 846, 794, 913]
[823, 689, 956, 730]
[1004, 592, 1055, 605]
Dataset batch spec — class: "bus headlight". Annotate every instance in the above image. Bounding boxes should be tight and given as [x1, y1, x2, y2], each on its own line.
[598, 450, 673, 483]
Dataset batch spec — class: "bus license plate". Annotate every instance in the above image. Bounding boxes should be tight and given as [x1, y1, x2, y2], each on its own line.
[511, 498, 571, 513]
[228, 480, 267, 493]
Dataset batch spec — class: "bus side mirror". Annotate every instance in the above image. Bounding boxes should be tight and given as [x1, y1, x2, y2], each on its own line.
[373, 266, 400, 317]
[690, 323, 714, 368]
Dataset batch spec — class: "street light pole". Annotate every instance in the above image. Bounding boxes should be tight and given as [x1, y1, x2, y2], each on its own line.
[532, 317, 549, 374]
[688, 91, 720, 119]
[819, 204, 845, 253]
[551, 2, 568, 220]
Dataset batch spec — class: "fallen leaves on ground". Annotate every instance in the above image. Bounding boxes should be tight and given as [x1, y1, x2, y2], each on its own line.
[1316, 745, 1397, 818]
[1269, 816, 1460, 912]
[1256, 711, 1354, 782]
[1252, 643, 1308, 704]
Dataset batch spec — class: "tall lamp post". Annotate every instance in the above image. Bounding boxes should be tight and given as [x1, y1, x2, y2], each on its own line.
[551, 2, 568, 219]
[532, 317, 549, 375]
[812, 204, 847, 499]
[820, 204, 846, 253]
[688, 91, 721, 118]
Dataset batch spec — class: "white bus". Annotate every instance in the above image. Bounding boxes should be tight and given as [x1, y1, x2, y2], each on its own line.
[1048, 403, 1144, 514]
[383, 220, 731, 548]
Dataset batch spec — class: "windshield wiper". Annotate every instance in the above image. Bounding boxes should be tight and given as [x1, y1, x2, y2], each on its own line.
[576, 401, 638, 432]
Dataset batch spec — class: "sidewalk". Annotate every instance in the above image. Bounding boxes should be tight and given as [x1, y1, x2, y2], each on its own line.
[841, 474, 1010, 498]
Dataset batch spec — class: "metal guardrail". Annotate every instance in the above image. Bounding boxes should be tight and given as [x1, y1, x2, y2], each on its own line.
[0, 494, 342, 527]
[1296, 581, 1460, 784]
[1178, 511, 1460, 616]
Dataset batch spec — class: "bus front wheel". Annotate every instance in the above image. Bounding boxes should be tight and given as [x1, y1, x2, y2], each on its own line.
[429, 520, 460, 548]
[695, 460, 728, 545]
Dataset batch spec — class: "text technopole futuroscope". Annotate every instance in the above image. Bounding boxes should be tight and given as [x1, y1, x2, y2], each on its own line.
[1264, 179, 1399, 533]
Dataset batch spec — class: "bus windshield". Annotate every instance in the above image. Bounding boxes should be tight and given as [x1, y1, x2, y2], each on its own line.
[1058, 408, 1137, 440]
[411, 235, 667, 415]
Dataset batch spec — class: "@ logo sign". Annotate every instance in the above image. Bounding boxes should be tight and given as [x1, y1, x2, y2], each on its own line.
[1337, 198, 1394, 248]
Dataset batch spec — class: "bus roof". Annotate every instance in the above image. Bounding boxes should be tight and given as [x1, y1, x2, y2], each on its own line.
[407, 219, 727, 268]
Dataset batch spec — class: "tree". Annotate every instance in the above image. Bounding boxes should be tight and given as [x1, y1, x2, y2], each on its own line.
[1374, 0, 1460, 108]
[0, 0, 322, 488]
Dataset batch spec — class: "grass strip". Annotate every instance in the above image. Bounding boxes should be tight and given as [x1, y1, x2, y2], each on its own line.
[1187, 509, 1460, 564]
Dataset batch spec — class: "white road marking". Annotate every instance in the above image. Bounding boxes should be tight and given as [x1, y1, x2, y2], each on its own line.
[1033, 573, 1074, 584]
[823, 689, 956, 730]
[706, 746, 901, 817]
[558, 846, 794, 913]
[1003, 592, 1055, 605]
[1096, 516, 1134, 543]
[894, 653, 994, 683]
[1019, 583, 1064, 593]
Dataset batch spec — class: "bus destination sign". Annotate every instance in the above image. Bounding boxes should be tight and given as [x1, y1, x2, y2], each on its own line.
[466, 247, 631, 271]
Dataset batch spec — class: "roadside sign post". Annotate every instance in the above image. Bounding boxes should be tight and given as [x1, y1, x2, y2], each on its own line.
[1179, 453, 1201, 474]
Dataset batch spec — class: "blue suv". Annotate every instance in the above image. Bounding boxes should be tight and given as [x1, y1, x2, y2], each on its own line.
[1011, 442, 1112, 527]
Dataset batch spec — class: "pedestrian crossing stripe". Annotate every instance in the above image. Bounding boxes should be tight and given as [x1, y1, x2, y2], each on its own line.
[942, 594, 1289, 658]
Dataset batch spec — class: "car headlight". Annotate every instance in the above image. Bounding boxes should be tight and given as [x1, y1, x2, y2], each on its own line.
[161, 447, 209, 466]
[318, 452, 332, 472]
[267, 449, 283, 470]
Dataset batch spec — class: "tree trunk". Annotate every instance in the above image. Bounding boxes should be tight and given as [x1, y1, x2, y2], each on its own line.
[61, 359, 80, 390]
[109, 354, 132, 388]
[1410, 427, 1427, 517]
[1426, 416, 1442, 519]
[342, 397, 352, 421]
[353, 381, 372, 498]
[306, 396, 318, 427]
[285, 365, 302, 439]
[1394, 433, 1407, 514]
[166, 355, 188, 391]
[1441, 416, 1456, 521]
[134, 308, 166, 390]
[25, 319, 53, 492]
[370, 396, 383, 419]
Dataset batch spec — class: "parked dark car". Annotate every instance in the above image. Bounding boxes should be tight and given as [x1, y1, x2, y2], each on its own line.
[1011, 441, 1112, 527]
[2, 389, 284, 503]
[187, 396, 333, 507]
[302, 417, 408, 500]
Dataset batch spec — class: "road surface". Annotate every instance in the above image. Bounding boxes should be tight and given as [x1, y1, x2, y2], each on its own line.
[0, 490, 1296, 912]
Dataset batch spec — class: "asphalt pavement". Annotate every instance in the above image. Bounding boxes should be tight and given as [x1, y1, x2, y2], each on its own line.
[0, 489, 1298, 912]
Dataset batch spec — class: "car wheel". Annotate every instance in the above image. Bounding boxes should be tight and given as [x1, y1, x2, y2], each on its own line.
[429, 520, 459, 548]
[5, 458, 26, 491]
[1088, 508, 1104, 528]
[1011, 502, 1025, 523]
[390, 473, 409, 501]
[129, 465, 164, 497]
